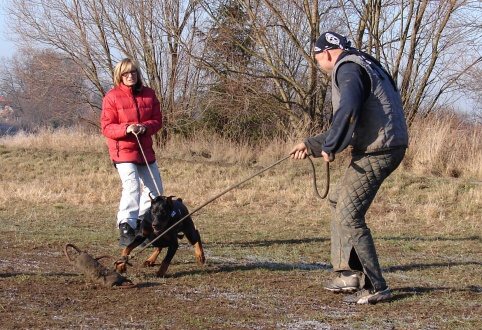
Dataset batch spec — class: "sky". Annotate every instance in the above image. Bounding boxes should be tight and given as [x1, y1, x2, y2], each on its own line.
[0, 4, 477, 115]
[0, 8, 16, 58]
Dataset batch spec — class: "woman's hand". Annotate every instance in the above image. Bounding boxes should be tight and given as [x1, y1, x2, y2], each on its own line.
[126, 124, 146, 135]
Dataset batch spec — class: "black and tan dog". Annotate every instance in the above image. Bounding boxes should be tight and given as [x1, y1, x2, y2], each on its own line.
[116, 195, 205, 277]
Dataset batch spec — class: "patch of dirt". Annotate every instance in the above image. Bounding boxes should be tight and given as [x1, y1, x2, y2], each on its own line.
[1, 236, 481, 329]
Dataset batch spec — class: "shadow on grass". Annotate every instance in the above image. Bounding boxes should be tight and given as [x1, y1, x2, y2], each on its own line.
[380, 235, 481, 242]
[207, 237, 330, 248]
[384, 260, 482, 273]
[166, 259, 333, 278]
[206, 235, 481, 249]
[391, 287, 448, 301]
[0, 272, 77, 278]
[168, 259, 481, 277]
[135, 281, 163, 288]
[0, 271, 166, 289]
[391, 285, 482, 301]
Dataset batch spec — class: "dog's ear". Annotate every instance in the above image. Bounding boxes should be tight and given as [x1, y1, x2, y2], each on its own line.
[151, 195, 167, 205]
[166, 195, 176, 208]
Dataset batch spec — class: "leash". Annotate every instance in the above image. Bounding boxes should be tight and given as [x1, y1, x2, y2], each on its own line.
[128, 154, 292, 260]
[307, 156, 330, 199]
[126, 132, 330, 262]
[133, 132, 162, 195]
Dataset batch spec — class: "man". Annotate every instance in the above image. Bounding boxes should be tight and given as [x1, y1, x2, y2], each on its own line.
[290, 32, 408, 304]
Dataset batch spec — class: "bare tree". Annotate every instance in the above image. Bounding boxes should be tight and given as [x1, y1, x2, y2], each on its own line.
[5, 0, 482, 136]
[7, 0, 202, 131]
[0, 48, 87, 128]
[7, 0, 117, 121]
[339, 0, 482, 124]
[195, 0, 482, 131]
[193, 0, 340, 136]
[460, 49, 482, 123]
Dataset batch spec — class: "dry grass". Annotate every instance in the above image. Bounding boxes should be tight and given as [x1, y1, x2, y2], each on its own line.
[0, 117, 481, 329]
[406, 113, 482, 178]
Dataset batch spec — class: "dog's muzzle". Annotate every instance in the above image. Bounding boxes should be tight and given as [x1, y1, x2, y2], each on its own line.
[152, 223, 166, 236]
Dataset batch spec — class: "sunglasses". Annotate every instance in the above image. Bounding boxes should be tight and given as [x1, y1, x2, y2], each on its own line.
[122, 71, 138, 77]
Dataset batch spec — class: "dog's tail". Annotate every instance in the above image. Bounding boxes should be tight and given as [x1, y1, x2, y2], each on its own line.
[64, 243, 82, 262]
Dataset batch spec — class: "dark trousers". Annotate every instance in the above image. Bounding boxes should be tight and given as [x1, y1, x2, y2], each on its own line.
[329, 148, 406, 291]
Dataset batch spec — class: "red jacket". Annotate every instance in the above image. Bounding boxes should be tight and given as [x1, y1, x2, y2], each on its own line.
[101, 83, 162, 164]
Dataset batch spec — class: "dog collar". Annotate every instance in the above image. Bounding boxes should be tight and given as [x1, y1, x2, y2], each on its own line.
[171, 209, 182, 219]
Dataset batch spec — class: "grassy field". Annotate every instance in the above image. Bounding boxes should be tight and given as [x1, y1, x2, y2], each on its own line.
[0, 122, 481, 329]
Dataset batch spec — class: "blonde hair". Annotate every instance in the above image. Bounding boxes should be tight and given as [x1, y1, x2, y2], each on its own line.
[113, 58, 143, 90]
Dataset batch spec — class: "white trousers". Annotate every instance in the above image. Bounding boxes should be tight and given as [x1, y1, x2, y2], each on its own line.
[115, 162, 164, 229]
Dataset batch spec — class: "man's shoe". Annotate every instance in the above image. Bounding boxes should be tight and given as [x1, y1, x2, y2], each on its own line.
[324, 271, 360, 293]
[342, 287, 392, 304]
[119, 223, 136, 247]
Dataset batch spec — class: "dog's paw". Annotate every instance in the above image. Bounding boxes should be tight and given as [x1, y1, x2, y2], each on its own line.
[196, 254, 206, 265]
[155, 262, 169, 277]
[115, 262, 128, 273]
[155, 271, 165, 278]
[143, 260, 155, 268]
[194, 242, 206, 265]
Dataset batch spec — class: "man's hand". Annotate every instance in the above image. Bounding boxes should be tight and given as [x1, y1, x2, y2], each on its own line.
[321, 151, 335, 162]
[290, 142, 308, 159]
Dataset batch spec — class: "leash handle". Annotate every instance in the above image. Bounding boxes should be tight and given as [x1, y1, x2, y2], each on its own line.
[307, 156, 330, 199]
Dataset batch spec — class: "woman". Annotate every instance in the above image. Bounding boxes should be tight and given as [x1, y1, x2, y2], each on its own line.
[101, 58, 164, 246]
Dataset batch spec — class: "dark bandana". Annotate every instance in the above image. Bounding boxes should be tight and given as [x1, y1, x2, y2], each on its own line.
[314, 32, 351, 54]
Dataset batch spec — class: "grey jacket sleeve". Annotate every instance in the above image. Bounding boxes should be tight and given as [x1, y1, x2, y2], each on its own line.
[304, 132, 328, 158]
[306, 61, 369, 158]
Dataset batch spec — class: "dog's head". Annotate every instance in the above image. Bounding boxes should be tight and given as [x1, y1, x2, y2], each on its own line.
[149, 195, 176, 235]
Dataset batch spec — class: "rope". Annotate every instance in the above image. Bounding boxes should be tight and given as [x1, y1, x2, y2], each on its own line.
[128, 154, 292, 259]
[133, 132, 162, 196]
[125, 134, 330, 262]
[307, 156, 330, 199]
